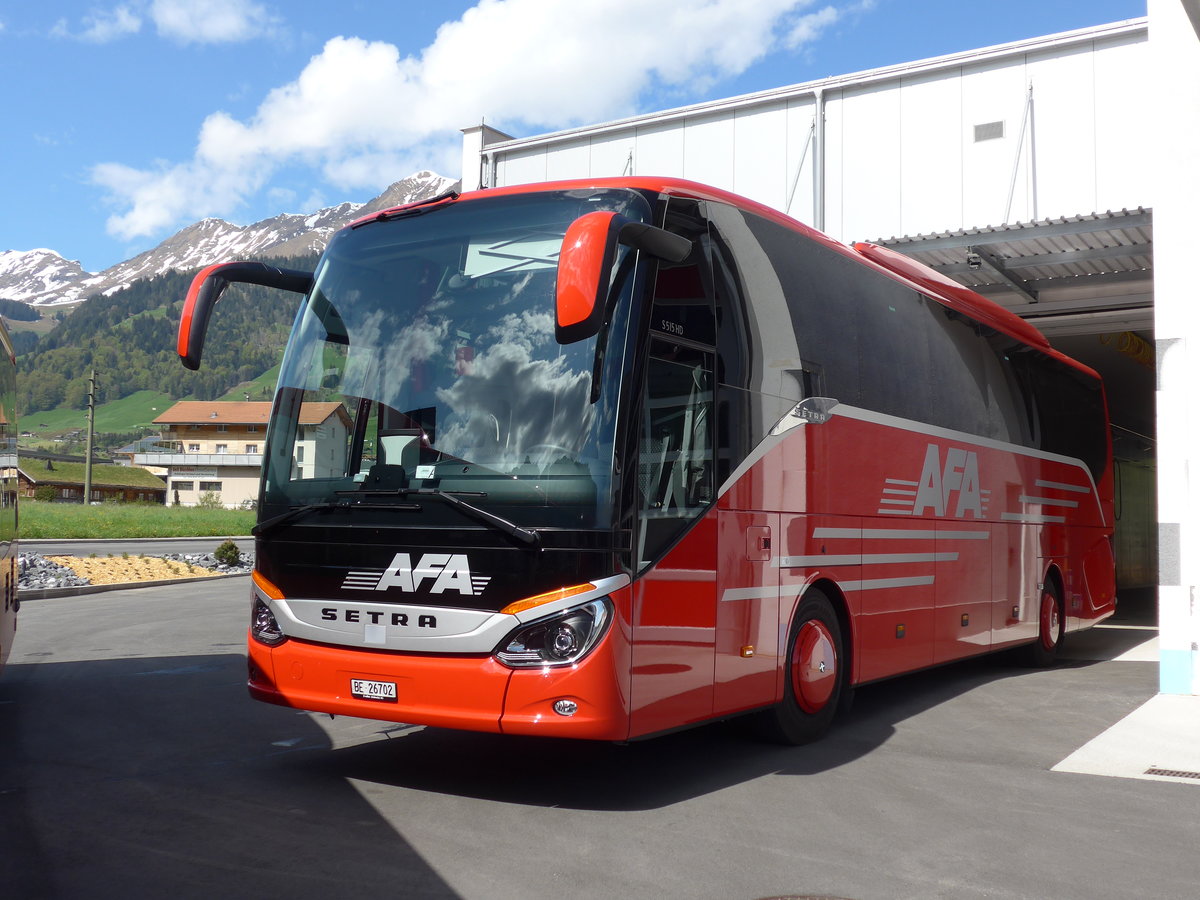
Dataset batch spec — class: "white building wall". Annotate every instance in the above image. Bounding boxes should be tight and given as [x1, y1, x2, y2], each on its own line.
[1094, 34, 1150, 210]
[480, 21, 1148, 244]
[168, 468, 259, 509]
[827, 82, 903, 241]
[728, 102, 788, 211]
[1150, 0, 1200, 696]
[899, 72, 964, 237]
[958, 58, 1034, 226]
[682, 114, 735, 189]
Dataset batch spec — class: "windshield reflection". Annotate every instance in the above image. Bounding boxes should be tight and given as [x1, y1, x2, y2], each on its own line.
[262, 188, 650, 531]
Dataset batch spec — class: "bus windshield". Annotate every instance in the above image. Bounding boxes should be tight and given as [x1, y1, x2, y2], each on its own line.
[260, 187, 650, 532]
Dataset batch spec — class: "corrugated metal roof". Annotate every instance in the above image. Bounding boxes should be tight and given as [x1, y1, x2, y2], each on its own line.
[876, 208, 1152, 309]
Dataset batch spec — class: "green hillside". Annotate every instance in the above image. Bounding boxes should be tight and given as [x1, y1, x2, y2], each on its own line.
[16, 255, 317, 426]
[23, 390, 176, 438]
[217, 364, 281, 402]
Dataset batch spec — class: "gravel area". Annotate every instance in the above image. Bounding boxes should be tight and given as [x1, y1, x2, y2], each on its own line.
[18, 549, 254, 591]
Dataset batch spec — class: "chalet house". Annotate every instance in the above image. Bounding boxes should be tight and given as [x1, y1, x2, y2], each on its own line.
[18, 458, 167, 504]
[139, 401, 351, 508]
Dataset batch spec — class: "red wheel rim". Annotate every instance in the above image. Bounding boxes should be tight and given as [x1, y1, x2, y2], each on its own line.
[791, 620, 838, 714]
[1039, 590, 1060, 652]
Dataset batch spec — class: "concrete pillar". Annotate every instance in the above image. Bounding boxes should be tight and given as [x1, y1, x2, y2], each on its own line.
[1150, 0, 1200, 694]
[460, 124, 515, 192]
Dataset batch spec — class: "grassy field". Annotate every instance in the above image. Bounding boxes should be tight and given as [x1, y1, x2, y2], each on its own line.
[217, 365, 280, 402]
[23, 390, 176, 441]
[21, 500, 254, 539]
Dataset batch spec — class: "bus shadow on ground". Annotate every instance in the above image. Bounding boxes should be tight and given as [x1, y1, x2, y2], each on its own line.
[0, 653, 460, 900]
[304, 635, 1157, 812]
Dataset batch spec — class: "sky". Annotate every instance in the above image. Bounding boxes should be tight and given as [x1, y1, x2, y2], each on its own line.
[0, 0, 1146, 274]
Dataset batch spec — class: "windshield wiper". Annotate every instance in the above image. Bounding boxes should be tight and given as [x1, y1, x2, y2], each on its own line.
[342, 486, 540, 547]
[353, 190, 460, 227]
[252, 499, 345, 536]
[255, 495, 428, 537]
[419, 488, 539, 546]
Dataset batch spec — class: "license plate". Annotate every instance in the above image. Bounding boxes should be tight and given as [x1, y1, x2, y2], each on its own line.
[350, 678, 397, 702]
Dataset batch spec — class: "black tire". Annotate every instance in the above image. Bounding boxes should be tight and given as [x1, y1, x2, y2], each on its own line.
[752, 588, 846, 745]
[1025, 580, 1064, 667]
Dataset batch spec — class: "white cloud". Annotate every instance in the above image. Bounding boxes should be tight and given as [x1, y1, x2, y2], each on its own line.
[149, 0, 276, 44]
[94, 0, 869, 240]
[785, 5, 842, 48]
[52, 0, 275, 44]
[53, 6, 143, 43]
[785, 0, 875, 49]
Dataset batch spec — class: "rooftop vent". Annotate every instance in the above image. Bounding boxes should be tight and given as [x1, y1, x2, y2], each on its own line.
[974, 121, 1005, 142]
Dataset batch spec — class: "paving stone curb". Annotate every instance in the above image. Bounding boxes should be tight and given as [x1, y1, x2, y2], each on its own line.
[19, 570, 250, 601]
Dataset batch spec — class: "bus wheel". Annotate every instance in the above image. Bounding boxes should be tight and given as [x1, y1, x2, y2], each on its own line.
[1026, 582, 1064, 667]
[753, 589, 845, 745]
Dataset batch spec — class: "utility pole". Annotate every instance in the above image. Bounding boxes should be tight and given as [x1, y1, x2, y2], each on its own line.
[83, 369, 97, 504]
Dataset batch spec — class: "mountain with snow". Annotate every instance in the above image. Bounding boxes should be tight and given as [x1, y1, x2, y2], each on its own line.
[0, 249, 91, 305]
[0, 170, 457, 308]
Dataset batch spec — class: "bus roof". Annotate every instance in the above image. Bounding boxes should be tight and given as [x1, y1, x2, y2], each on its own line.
[352, 176, 1089, 369]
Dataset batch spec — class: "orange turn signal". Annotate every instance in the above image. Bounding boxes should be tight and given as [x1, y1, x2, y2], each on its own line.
[252, 569, 285, 600]
[500, 582, 597, 616]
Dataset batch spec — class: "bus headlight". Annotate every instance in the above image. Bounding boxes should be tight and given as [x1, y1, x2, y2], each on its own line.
[495, 598, 611, 668]
[251, 595, 287, 646]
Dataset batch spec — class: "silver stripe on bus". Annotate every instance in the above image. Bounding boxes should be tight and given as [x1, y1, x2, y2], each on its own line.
[813, 527, 990, 540]
[882, 488, 918, 496]
[720, 586, 779, 603]
[778, 552, 959, 567]
[1000, 512, 1067, 524]
[1018, 494, 1079, 508]
[841, 576, 936, 591]
[1035, 479, 1091, 494]
[885, 478, 919, 488]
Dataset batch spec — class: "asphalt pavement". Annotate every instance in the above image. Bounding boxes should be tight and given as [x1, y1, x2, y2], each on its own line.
[2, 580, 1196, 900]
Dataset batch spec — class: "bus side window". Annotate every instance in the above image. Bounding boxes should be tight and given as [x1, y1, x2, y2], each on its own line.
[637, 340, 714, 568]
[650, 200, 715, 345]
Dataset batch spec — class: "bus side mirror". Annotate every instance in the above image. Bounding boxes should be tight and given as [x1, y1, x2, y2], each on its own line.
[178, 261, 313, 370]
[555, 212, 693, 344]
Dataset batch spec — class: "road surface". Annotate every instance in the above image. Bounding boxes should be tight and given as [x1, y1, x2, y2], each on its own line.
[2, 579, 1194, 899]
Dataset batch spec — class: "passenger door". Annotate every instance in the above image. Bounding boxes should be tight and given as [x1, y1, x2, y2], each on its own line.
[629, 201, 721, 735]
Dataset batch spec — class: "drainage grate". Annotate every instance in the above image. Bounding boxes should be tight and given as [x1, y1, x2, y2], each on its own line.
[1144, 767, 1200, 779]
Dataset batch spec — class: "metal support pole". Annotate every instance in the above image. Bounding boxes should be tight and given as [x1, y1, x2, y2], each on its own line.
[83, 370, 96, 504]
[785, 119, 815, 217]
[1004, 84, 1034, 225]
[813, 88, 826, 231]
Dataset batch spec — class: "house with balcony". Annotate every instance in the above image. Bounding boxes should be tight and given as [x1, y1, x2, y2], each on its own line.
[140, 401, 351, 508]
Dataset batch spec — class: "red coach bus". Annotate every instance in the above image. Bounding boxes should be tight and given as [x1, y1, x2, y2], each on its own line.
[0, 321, 18, 677]
[180, 178, 1115, 743]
